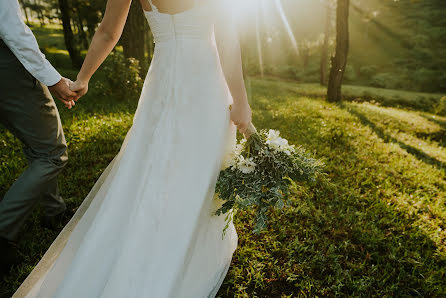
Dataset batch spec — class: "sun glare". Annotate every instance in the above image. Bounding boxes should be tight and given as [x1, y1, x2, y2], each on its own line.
[228, 0, 300, 57]
[273, 0, 299, 55]
[255, 3, 264, 76]
[226, 0, 301, 77]
[228, 0, 258, 19]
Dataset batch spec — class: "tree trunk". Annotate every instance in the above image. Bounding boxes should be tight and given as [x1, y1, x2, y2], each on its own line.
[320, 3, 331, 85]
[36, 0, 45, 26]
[87, 23, 96, 44]
[121, 0, 147, 74]
[327, 0, 350, 102]
[74, 1, 89, 50]
[21, 2, 31, 25]
[58, 0, 82, 68]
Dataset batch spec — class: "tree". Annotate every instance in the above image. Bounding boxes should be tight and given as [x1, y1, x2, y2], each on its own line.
[327, 0, 350, 102]
[58, 0, 82, 68]
[72, 0, 89, 50]
[320, 1, 333, 85]
[19, 0, 31, 25]
[120, 0, 147, 74]
[299, 40, 311, 73]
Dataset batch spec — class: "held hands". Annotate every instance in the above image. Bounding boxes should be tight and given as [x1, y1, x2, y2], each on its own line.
[48, 77, 89, 110]
[69, 79, 89, 100]
[230, 102, 252, 134]
[48, 77, 77, 109]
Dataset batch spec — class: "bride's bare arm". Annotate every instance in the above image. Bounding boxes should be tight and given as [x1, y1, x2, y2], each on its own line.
[214, 5, 252, 133]
[70, 0, 132, 97]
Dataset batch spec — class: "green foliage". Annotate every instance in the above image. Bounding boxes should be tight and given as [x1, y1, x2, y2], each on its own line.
[370, 72, 403, 90]
[275, 65, 303, 81]
[359, 65, 378, 80]
[343, 65, 357, 83]
[95, 52, 144, 101]
[412, 68, 446, 93]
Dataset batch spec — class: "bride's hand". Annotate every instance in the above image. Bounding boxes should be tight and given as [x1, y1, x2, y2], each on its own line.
[230, 102, 252, 134]
[69, 79, 89, 101]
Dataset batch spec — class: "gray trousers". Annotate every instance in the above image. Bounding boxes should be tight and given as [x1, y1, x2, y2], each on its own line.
[0, 40, 68, 241]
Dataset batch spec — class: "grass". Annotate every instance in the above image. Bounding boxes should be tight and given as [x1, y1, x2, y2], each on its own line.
[221, 78, 446, 297]
[1, 26, 446, 297]
[253, 76, 446, 115]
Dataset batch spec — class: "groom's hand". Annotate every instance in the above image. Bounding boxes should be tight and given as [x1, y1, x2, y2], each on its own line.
[49, 77, 77, 109]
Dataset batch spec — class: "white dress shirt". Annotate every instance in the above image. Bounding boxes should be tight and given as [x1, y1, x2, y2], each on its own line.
[0, 0, 61, 86]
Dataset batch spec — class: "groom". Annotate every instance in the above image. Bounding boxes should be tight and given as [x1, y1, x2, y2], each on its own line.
[0, 0, 80, 270]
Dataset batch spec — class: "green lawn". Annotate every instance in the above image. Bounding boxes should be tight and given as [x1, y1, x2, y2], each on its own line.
[1, 26, 446, 297]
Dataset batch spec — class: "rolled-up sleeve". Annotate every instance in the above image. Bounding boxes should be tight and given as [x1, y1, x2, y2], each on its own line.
[0, 0, 61, 86]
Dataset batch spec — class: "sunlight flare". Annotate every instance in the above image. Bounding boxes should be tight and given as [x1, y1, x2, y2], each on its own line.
[255, 4, 264, 77]
[274, 0, 299, 55]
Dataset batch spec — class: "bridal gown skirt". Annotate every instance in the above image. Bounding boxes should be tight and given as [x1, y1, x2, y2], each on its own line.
[14, 35, 238, 298]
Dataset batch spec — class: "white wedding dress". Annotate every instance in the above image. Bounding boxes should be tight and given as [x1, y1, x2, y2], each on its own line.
[14, 1, 238, 297]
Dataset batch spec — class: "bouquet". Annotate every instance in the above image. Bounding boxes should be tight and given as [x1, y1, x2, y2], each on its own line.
[215, 122, 326, 234]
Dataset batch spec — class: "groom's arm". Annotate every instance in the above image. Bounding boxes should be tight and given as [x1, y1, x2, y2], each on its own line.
[0, 0, 77, 104]
[0, 0, 61, 87]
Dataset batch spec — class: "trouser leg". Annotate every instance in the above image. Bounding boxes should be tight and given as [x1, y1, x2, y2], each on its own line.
[40, 178, 66, 217]
[0, 43, 68, 241]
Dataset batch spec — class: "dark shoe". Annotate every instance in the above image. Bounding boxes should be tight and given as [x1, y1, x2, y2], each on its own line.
[0, 237, 20, 274]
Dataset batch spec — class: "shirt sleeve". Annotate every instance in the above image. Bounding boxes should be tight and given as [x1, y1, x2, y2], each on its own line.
[0, 0, 62, 86]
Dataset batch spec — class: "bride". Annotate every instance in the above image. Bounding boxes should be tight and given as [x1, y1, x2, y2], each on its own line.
[14, 0, 251, 297]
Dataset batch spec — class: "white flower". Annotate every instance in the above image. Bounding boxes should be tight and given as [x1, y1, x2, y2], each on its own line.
[221, 152, 237, 169]
[221, 138, 247, 170]
[234, 138, 247, 154]
[267, 129, 280, 140]
[234, 143, 243, 156]
[234, 155, 257, 174]
[265, 129, 295, 155]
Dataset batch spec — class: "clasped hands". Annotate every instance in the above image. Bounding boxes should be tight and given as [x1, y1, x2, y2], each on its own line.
[48, 77, 88, 109]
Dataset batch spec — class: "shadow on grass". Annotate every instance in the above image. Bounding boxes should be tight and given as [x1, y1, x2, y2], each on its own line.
[230, 184, 446, 297]
[421, 114, 446, 130]
[416, 130, 446, 147]
[220, 92, 446, 296]
[341, 103, 446, 173]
